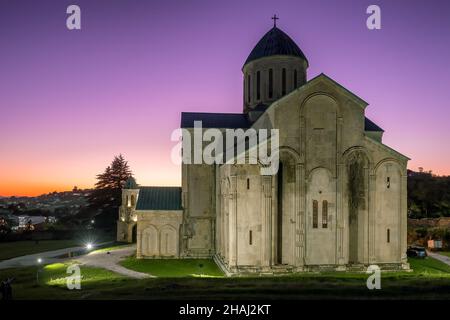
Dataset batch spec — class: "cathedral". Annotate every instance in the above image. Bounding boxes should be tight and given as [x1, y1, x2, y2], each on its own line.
[117, 22, 410, 275]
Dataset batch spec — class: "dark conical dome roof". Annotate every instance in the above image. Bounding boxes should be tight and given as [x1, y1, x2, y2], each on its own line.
[124, 176, 138, 189]
[244, 27, 308, 66]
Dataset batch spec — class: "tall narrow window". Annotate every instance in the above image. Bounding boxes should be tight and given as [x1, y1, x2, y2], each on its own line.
[247, 178, 250, 190]
[249, 230, 253, 245]
[293, 69, 298, 88]
[282, 68, 286, 95]
[268, 69, 273, 98]
[387, 229, 390, 243]
[256, 71, 261, 100]
[247, 74, 251, 103]
[313, 200, 318, 228]
[322, 200, 328, 228]
[387, 177, 391, 189]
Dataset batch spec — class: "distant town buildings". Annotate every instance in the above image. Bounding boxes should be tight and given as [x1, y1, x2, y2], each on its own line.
[0, 189, 91, 232]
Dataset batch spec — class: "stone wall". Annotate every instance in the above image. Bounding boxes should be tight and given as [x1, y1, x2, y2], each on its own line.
[136, 210, 183, 258]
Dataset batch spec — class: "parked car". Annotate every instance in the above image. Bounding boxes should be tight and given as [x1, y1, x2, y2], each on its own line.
[407, 246, 427, 258]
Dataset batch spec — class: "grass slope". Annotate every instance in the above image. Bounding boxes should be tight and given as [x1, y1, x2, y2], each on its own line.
[0, 257, 449, 299]
[0, 262, 125, 300]
[120, 258, 223, 277]
[438, 252, 450, 258]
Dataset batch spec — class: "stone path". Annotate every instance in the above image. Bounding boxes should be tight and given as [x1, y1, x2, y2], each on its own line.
[74, 245, 153, 279]
[427, 250, 450, 266]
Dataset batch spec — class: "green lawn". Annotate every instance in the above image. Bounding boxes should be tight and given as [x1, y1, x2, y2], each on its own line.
[120, 257, 224, 277]
[409, 255, 450, 275]
[0, 256, 449, 300]
[0, 262, 125, 300]
[0, 240, 80, 261]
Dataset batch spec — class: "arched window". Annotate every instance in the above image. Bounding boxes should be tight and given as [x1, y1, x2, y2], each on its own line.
[322, 200, 328, 228]
[256, 71, 261, 100]
[247, 178, 250, 190]
[131, 195, 136, 206]
[387, 229, 390, 243]
[312, 200, 318, 228]
[268, 69, 273, 98]
[247, 74, 251, 103]
[294, 69, 298, 88]
[249, 230, 253, 245]
[282, 68, 286, 95]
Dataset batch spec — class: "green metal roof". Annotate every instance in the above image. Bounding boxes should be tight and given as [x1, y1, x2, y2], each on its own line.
[136, 187, 182, 211]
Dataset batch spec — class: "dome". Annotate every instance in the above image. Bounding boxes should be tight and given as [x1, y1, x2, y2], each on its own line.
[244, 27, 308, 66]
[124, 177, 138, 189]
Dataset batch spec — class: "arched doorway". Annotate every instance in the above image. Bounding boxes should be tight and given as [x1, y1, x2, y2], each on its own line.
[132, 224, 137, 243]
[276, 151, 297, 266]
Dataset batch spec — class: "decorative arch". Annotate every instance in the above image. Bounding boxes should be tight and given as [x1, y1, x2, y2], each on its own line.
[307, 166, 334, 182]
[159, 224, 178, 257]
[141, 225, 158, 256]
[299, 92, 342, 117]
[343, 146, 373, 167]
[278, 146, 301, 164]
[374, 158, 404, 176]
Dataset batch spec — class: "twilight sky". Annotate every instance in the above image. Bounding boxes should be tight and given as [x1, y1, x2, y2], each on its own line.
[1, 0, 449, 196]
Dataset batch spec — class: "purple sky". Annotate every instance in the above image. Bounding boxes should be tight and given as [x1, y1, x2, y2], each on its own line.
[1, 0, 449, 196]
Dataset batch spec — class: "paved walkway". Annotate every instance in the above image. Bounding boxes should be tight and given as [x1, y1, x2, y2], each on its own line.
[427, 250, 450, 266]
[0, 245, 88, 270]
[74, 245, 152, 279]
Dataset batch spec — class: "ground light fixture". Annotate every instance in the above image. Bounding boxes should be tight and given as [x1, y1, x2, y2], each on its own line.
[36, 258, 43, 283]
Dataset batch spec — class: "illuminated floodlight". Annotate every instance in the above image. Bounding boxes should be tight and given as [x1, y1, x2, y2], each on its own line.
[86, 243, 93, 250]
[37, 258, 42, 264]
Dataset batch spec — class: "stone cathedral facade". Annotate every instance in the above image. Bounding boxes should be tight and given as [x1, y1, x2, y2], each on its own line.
[117, 24, 410, 275]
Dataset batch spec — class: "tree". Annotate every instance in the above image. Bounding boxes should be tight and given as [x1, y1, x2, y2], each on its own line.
[88, 155, 133, 229]
[407, 169, 450, 218]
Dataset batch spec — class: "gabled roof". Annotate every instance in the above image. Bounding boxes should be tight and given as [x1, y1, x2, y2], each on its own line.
[364, 136, 410, 161]
[244, 27, 308, 66]
[181, 112, 250, 129]
[308, 73, 369, 106]
[136, 187, 182, 211]
[364, 117, 384, 132]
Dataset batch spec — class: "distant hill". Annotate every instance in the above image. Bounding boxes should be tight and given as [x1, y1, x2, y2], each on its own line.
[0, 189, 94, 217]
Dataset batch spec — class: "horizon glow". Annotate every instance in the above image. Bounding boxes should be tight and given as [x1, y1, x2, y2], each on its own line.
[1, 0, 450, 197]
